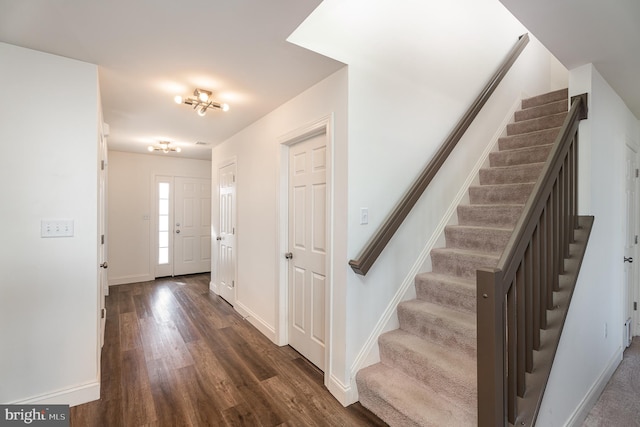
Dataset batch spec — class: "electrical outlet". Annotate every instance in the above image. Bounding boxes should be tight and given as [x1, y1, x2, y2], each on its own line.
[41, 220, 74, 238]
[360, 208, 369, 225]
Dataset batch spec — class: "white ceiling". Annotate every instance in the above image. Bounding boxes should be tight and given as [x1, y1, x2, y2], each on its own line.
[500, 0, 640, 119]
[0, 0, 343, 160]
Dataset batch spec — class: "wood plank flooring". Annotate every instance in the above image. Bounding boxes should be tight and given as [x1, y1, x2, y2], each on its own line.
[71, 274, 386, 426]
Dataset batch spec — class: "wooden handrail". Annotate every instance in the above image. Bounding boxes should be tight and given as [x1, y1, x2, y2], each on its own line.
[477, 93, 591, 426]
[349, 33, 530, 276]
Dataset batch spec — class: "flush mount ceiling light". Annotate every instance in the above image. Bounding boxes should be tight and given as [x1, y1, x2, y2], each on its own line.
[147, 141, 181, 153]
[174, 88, 230, 117]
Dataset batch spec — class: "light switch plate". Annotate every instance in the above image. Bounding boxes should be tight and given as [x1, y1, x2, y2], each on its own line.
[41, 220, 74, 238]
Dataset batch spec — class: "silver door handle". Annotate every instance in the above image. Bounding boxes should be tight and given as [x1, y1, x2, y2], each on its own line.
[624, 257, 633, 263]
[176, 229, 181, 234]
[216, 236, 222, 241]
[285, 252, 293, 259]
[100, 262, 108, 269]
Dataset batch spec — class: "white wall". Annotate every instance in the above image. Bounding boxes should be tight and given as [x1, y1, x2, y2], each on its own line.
[210, 68, 348, 390]
[107, 151, 211, 285]
[0, 43, 100, 405]
[537, 64, 640, 426]
[290, 0, 568, 403]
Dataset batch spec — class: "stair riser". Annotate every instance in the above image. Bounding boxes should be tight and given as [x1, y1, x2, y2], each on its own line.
[479, 163, 544, 185]
[469, 183, 534, 205]
[397, 304, 476, 358]
[445, 226, 511, 253]
[457, 205, 523, 228]
[521, 88, 568, 109]
[378, 338, 477, 404]
[431, 250, 499, 279]
[498, 128, 559, 151]
[489, 144, 552, 167]
[415, 277, 476, 313]
[514, 100, 567, 122]
[507, 113, 567, 136]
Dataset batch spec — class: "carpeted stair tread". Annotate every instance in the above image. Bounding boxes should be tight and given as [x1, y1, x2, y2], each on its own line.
[498, 127, 560, 151]
[357, 363, 476, 427]
[415, 272, 476, 313]
[469, 182, 535, 205]
[521, 88, 568, 109]
[489, 144, 552, 167]
[479, 162, 544, 185]
[515, 99, 567, 122]
[379, 330, 477, 403]
[457, 204, 524, 228]
[431, 247, 500, 279]
[506, 112, 567, 136]
[397, 299, 476, 357]
[444, 224, 513, 253]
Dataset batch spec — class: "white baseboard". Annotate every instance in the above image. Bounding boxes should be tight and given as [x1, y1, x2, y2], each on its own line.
[347, 96, 524, 397]
[326, 373, 357, 407]
[10, 381, 100, 407]
[108, 273, 154, 286]
[209, 280, 219, 294]
[234, 301, 277, 344]
[564, 347, 623, 427]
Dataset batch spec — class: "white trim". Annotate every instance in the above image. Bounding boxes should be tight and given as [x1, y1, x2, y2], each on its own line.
[564, 346, 623, 427]
[346, 96, 523, 400]
[234, 301, 277, 343]
[326, 373, 354, 407]
[276, 114, 333, 372]
[10, 381, 100, 407]
[108, 273, 154, 286]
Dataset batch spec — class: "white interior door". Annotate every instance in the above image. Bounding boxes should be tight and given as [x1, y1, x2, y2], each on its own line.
[288, 132, 327, 371]
[174, 177, 212, 276]
[625, 144, 639, 342]
[98, 125, 108, 347]
[217, 162, 237, 305]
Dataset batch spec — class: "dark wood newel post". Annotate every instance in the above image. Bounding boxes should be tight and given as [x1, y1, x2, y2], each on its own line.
[477, 267, 505, 427]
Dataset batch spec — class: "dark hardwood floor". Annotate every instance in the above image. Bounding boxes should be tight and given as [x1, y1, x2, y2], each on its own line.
[71, 274, 386, 426]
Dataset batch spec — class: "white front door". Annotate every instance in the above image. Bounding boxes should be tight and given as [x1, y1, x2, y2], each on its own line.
[174, 177, 212, 276]
[217, 162, 237, 305]
[625, 144, 639, 342]
[288, 132, 327, 370]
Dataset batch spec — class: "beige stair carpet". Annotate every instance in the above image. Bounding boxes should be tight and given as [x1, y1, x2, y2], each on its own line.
[356, 89, 569, 427]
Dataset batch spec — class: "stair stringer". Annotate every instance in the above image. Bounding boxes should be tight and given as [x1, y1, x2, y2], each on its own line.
[347, 96, 524, 402]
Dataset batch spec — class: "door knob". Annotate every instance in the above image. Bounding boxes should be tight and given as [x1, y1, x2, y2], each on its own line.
[176, 229, 181, 234]
[216, 236, 222, 241]
[285, 252, 293, 259]
[100, 262, 108, 269]
[624, 257, 633, 263]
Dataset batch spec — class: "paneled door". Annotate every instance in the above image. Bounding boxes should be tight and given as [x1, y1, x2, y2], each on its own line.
[217, 162, 237, 305]
[174, 177, 212, 276]
[625, 144, 639, 342]
[288, 132, 327, 370]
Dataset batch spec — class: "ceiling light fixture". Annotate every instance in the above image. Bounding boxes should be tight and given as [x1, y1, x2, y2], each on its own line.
[174, 88, 230, 116]
[147, 141, 181, 153]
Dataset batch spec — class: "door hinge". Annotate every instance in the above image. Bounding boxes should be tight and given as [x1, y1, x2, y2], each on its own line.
[233, 174, 236, 183]
[233, 227, 235, 235]
[101, 160, 105, 171]
[101, 234, 105, 245]
[231, 280, 235, 288]
[636, 168, 638, 178]
[636, 235, 638, 245]
[635, 302, 637, 311]
[101, 308, 106, 319]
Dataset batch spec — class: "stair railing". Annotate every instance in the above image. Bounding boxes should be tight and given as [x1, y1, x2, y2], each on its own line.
[477, 93, 591, 426]
[349, 33, 530, 275]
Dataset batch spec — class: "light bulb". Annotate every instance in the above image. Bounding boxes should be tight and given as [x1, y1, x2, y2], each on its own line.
[147, 146, 155, 152]
[174, 95, 183, 104]
[198, 107, 207, 116]
[221, 103, 230, 112]
[198, 91, 209, 102]
[175, 147, 182, 153]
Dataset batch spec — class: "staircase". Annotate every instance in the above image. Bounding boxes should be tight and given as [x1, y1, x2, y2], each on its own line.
[356, 89, 569, 426]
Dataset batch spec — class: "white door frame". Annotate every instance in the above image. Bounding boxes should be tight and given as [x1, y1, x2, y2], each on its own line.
[277, 115, 333, 380]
